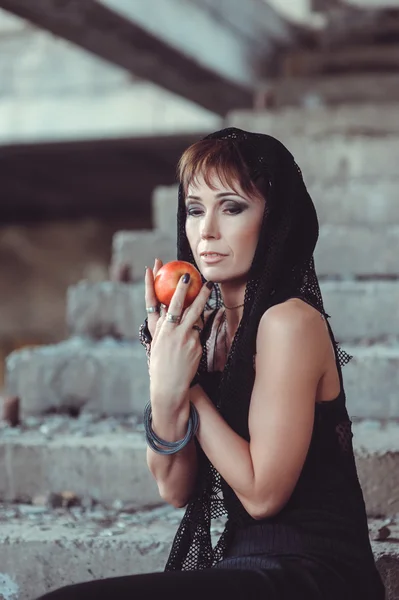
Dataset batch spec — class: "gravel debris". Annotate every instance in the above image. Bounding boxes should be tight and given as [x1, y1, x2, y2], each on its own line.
[0, 412, 140, 439]
[369, 517, 399, 543]
[0, 501, 177, 535]
[0, 498, 393, 544]
[354, 334, 399, 348]
[0, 500, 228, 540]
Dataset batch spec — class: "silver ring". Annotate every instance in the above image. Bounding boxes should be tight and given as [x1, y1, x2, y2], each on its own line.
[192, 325, 202, 334]
[166, 312, 182, 324]
[146, 305, 160, 314]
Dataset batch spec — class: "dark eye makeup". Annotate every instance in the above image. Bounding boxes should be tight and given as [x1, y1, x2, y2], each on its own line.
[186, 201, 247, 217]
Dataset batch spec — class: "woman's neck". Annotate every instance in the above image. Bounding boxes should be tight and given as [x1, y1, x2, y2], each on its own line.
[221, 304, 244, 345]
[219, 284, 245, 341]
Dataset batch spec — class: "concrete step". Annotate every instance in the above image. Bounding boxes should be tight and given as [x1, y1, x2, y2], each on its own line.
[67, 281, 145, 342]
[322, 280, 399, 343]
[282, 132, 399, 182]
[259, 74, 399, 109]
[0, 503, 397, 600]
[343, 344, 399, 419]
[5, 337, 149, 418]
[303, 178, 399, 228]
[5, 337, 399, 419]
[66, 280, 399, 344]
[352, 420, 399, 516]
[0, 504, 179, 600]
[153, 178, 399, 233]
[0, 417, 398, 517]
[112, 226, 399, 283]
[227, 103, 399, 139]
[315, 225, 399, 277]
[0, 416, 159, 509]
[227, 111, 399, 184]
[112, 230, 177, 284]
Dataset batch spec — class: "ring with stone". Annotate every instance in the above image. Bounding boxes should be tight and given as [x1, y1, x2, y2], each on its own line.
[192, 325, 202, 334]
[166, 312, 182, 324]
[146, 305, 160, 314]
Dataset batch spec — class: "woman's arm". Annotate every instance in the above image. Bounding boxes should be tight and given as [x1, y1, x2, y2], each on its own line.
[190, 300, 328, 520]
[145, 309, 217, 508]
[146, 389, 198, 508]
[143, 271, 214, 508]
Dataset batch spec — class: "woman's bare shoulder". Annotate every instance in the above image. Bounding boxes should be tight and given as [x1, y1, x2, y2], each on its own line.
[257, 298, 329, 365]
[262, 297, 323, 325]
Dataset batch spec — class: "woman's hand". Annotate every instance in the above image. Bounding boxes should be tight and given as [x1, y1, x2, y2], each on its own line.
[149, 272, 212, 406]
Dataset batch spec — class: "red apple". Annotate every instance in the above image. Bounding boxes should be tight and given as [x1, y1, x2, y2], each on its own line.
[154, 260, 203, 310]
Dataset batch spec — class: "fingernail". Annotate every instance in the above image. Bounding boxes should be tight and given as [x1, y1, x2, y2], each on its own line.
[206, 281, 214, 289]
[145, 266, 148, 272]
[183, 273, 190, 284]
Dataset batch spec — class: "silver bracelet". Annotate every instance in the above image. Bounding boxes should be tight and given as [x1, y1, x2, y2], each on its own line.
[143, 401, 199, 455]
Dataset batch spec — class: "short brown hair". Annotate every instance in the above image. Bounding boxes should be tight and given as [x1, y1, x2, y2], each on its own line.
[178, 138, 263, 199]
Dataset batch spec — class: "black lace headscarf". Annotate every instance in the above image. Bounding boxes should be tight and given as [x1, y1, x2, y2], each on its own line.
[140, 127, 352, 571]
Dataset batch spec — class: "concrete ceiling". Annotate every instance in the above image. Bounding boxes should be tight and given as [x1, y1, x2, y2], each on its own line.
[0, 0, 296, 116]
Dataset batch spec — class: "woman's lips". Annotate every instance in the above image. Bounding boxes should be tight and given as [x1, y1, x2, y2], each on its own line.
[201, 254, 226, 264]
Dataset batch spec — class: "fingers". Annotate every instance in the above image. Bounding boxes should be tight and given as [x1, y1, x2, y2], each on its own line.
[145, 258, 163, 338]
[165, 272, 192, 322]
[182, 281, 213, 330]
[154, 257, 163, 277]
[165, 275, 213, 329]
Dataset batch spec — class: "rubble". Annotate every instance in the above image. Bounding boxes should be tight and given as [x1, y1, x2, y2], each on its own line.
[0, 412, 139, 439]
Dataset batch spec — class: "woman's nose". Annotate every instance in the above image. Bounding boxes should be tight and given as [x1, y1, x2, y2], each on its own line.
[200, 212, 219, 239]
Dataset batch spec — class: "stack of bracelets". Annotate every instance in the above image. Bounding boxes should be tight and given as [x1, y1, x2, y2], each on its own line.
[143, 400, 200, 455]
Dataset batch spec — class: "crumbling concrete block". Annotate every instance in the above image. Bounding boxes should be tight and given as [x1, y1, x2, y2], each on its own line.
[0, 421, 397, 515]
[66, 280, 399, 343]
[315, 226, 399, 276]
[67, 281, 146, 341]
[321, 281, 399, 342]
[113, 226, 399, 278]
[112, 230, 176, 283]
[343, 345, 399, 420]
[5, 339, 399, 420]
[309, 179, 399, 227]
[354, 421, 399, 516]
[227, 103, 399, 139]
[229, 108, 399, 184]
[5, 338, 149, 417]
[0, 430, 160, 508]
[0, 506, 177, 600]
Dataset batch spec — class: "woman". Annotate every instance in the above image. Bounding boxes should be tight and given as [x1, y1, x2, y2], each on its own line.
[35, 128, 385, 599]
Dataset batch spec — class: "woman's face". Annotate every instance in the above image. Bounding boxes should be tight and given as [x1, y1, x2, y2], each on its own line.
[185, 170, 265, 284]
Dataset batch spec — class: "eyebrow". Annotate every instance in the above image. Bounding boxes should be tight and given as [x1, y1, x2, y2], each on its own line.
[185, 192, 248, 203]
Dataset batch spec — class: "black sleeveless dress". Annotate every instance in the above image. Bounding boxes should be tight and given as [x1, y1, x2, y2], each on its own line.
[34, 306, 386, 600]
[198, 307, 386, 600]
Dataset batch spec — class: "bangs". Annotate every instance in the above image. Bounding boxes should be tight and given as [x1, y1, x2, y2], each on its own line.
[178, 139, 260, 198]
